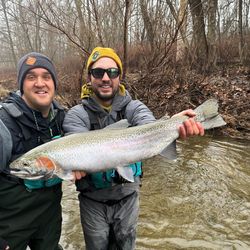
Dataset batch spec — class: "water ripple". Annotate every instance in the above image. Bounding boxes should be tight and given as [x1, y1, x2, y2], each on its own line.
[61, 136, 250, 249]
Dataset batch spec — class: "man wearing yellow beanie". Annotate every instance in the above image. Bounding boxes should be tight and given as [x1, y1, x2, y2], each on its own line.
[63, 47, 204, 249]
[87, 47, 123, 75]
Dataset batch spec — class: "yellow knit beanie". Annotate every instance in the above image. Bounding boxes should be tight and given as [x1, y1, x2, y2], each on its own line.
[86, 47, 123, 75]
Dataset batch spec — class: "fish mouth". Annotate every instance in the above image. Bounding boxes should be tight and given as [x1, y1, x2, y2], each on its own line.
[10, 167, 52, 180]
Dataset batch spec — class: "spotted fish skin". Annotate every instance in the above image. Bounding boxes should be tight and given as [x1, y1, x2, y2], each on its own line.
[9, 99, 226, 181]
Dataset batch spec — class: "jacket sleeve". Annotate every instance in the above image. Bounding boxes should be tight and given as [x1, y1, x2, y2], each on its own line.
[63, 104, 90, 134]
[0, 119, 13, 171]
[125, 100, 156, 126]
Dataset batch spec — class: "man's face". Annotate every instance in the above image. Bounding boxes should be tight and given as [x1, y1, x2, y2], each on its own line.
[90, 57, 120, 104]
[22, 68, 55, 117]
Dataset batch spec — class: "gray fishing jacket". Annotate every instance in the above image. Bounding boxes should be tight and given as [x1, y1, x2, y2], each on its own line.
[63, 89, 156, 202]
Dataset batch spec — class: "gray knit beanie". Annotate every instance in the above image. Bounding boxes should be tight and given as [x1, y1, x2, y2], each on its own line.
[17, 52, 58, 94]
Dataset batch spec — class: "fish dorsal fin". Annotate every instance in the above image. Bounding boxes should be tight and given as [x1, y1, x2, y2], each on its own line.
[104, 119, 130, 130]
[116, 166, 134, 182]
[160, 141, 177, 160]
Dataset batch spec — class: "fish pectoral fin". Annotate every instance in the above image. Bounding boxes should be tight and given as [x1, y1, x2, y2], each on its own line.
[160, 141, 177, 160]
[116, 166, 134, 182]
[57, 170, 75, 181]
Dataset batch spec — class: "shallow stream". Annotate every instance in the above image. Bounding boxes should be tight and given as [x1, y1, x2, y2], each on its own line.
[60, 136, 250, 249]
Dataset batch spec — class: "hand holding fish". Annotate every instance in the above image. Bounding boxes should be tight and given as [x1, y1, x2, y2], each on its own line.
[72, 171, 86, 180]
[172, 109, 205, 139]
[9, 99, 226, 182]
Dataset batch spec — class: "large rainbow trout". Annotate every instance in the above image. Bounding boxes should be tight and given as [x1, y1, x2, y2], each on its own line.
[9, 99, 226, 182]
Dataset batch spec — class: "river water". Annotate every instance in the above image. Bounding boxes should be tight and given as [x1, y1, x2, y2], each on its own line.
[60, 136, 250, 250]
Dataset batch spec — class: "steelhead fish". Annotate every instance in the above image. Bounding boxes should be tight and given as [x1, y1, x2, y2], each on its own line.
[9, 99, 226, 182]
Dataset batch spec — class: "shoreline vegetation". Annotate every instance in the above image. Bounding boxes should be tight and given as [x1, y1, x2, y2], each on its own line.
[0, 65, 249, 141]
[0, 0, 249, 141]
[0, 1, 249, 248]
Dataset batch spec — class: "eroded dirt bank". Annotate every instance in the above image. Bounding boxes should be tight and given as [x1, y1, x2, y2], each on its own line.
[0, 67, 249, 140]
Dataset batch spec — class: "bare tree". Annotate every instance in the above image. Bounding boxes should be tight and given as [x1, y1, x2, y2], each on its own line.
[245, 0, 249, 29]
[165, 0, 190, 61]
[74, 0, 85, 48]
[139, 0, 155, 50]
[238, 0, 244, 63]
[188, 0, 208, 69]
[16, 0, 33, 52]
[207, 0, 218, 69]
[1, 0, 17, 65]
[86, 0, 93, 51]
[0, 0, 249, 71]
[123, 0, 132, 79]
[90, 0, 104, 46]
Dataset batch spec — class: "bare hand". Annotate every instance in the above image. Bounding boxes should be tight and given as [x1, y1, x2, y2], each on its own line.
[72, 171, 86, 180]
[173, 109, 205, 139]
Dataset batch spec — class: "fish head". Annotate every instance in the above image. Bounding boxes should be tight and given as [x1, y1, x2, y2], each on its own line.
[9, 155, 59, 180]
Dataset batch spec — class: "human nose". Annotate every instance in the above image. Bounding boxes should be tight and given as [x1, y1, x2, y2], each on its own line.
[35, 76, 45, 86]
[102, 72, 110, 81]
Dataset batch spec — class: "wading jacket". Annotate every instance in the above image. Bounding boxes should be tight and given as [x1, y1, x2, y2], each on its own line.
[63, 88, 156, 202]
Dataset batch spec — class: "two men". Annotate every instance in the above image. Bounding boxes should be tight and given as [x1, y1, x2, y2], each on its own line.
[0, 48, 204, 250]
[63, 47, 204, 249]
[0, 52, 64, 250]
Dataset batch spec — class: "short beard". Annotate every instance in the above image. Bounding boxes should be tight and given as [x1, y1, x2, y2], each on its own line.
[95, 91, 116, 101]
[93, 87, 119, 102]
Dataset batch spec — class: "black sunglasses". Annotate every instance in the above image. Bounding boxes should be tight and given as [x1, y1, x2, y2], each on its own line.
[89, 68, 120, 79]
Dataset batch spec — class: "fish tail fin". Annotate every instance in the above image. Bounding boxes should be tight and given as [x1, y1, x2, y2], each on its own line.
[194, 99, 227, 129]
[201, 114, 227, 130]
[194, 99, 220, 121]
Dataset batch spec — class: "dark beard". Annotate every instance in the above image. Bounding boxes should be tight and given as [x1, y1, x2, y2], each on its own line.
[94, 88, 118, 102]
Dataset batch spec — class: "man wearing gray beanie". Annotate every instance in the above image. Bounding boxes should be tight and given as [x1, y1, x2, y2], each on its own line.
[0, 52, 64, 250]
[17, 52, 58, 94]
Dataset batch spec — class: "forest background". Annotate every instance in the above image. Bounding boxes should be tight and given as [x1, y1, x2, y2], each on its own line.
[0, 0, 249, 139]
